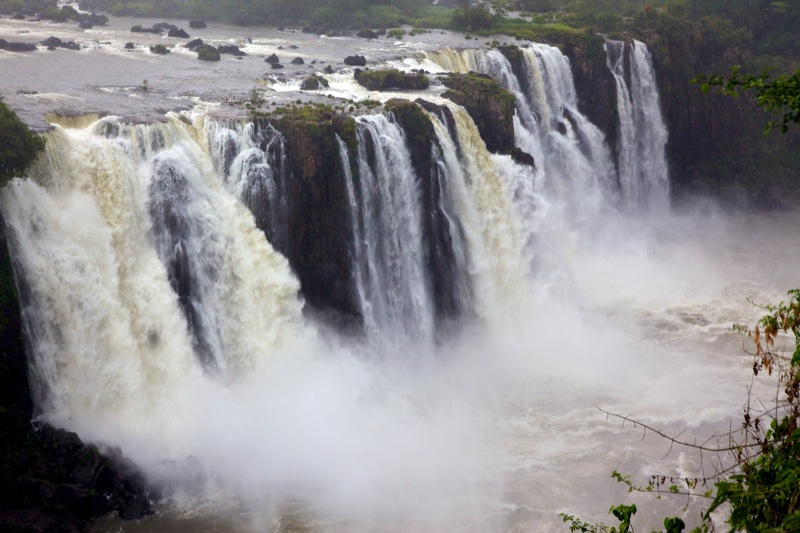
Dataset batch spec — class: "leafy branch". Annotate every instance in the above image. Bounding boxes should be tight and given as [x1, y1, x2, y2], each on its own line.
[692, 67, 800, 134]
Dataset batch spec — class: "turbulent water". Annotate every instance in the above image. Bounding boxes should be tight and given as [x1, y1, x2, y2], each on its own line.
[2, 13, 800, 533]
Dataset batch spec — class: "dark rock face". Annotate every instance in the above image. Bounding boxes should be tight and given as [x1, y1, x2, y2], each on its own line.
[353, 68, 429, 91]
[252, 115, 362, 328]
[290, 56, 304, 65]
[343, 55, 366, 66]
[0, 40, 37, 52]
[217, 44, 245, 56]
[0, 216, 153, 532]
[168, 28, 190, 39]
[265, 53, 280, 64]
[560, 38, 618, 163]
[441, 73, 516, 155]
[189, 19, 207, 29]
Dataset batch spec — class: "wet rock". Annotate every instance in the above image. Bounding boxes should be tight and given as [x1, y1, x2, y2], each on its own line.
[300, 75, 327, 90]
[130, 25, 161, 34]
[441, 72, 516, 155]
[343, 54, 366, 66]
[189, 19, 207, 29]
[185, 38, 204, 50]
[153, 22, 177, 32]
[354, 68, 429, 91]
[217, 44, 246, 56]
[79, 21, 93, 29]
[11, 13, 25, 20]
[289, 44, 299, 49]
[290, 56, 304, 65]
[41, 36, 62, 47]
[168, 28, 190, 39]
[197, 44, 220, 61]
[356, 29, 379, 39]
[265, 53, 280, 64]
[0, 39, 37, 52]
[124, 42, 134, 49]
[271, 63, 284, 69]
[149, 44, 170, 55]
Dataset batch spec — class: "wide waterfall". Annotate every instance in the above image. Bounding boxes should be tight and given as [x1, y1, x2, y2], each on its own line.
[2, 28, 798, 533]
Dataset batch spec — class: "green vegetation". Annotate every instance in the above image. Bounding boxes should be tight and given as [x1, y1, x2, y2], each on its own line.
[149, 43, 170, 55]
[354, 68, 429, 91]
[0, 97, 45, 187]
[694, 67, 800, 134]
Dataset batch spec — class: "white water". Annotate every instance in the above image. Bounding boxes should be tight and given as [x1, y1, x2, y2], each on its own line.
[2, 29, 799, 533]
[606, 40, 670, 210]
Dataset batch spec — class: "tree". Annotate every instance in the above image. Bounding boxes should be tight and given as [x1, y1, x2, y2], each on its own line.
[693, 67, 800, 133]
[0, 97, 45, 187]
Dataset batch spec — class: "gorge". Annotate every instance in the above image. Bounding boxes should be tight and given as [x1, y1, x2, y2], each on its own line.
[1, 10, 799, 533]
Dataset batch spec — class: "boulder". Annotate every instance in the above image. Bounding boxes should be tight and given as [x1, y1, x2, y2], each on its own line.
[353, 68, 429, 91]
[290, 56, 304, 65]
[185, 38, 204, 50]
[168, 28, 190, 39]
[124, 42, 134, 49]
[189, 19, 207, 29]
[216, 44, 246, 56]
[356, 29, 379, 39]
[265, 53, 280, 64]
[343, 54, 367, 66]
[153, 22, 177, 31]
[130, 25, 161, 34]
[41, 36, 62, 47]
[61, 41, 80, 50]
[79, 21, 93, 29]
[196, 44, 220, 61]
[149, 44, 170, 55]
[11, 13, 25, 20]
[301, 75, 328, 90]
[271, 63, 284, 69]
[0, 40, 37, 52]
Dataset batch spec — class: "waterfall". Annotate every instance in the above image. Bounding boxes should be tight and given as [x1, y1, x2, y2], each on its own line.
[349, 114, 435, 344]
[0, 116, 305, 431]
[426, 45, 616, 221]
[605, 39, 670, 209]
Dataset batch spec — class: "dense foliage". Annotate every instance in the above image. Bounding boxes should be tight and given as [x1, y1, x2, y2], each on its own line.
[0, 98, 45, 187]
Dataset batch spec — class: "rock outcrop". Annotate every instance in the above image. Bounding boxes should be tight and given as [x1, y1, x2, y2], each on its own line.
[249, 109, 362, 328]
[441, 72, 516, 155]
[353, 68, 430, 91]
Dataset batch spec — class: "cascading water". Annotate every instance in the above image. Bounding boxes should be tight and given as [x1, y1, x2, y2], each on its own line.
[605, 39, 670, 210]
[349, 114, 435, 344]
[427, 44, 616, 220]
[0, 116, 305, 430]
[4, 25, 798, 533]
